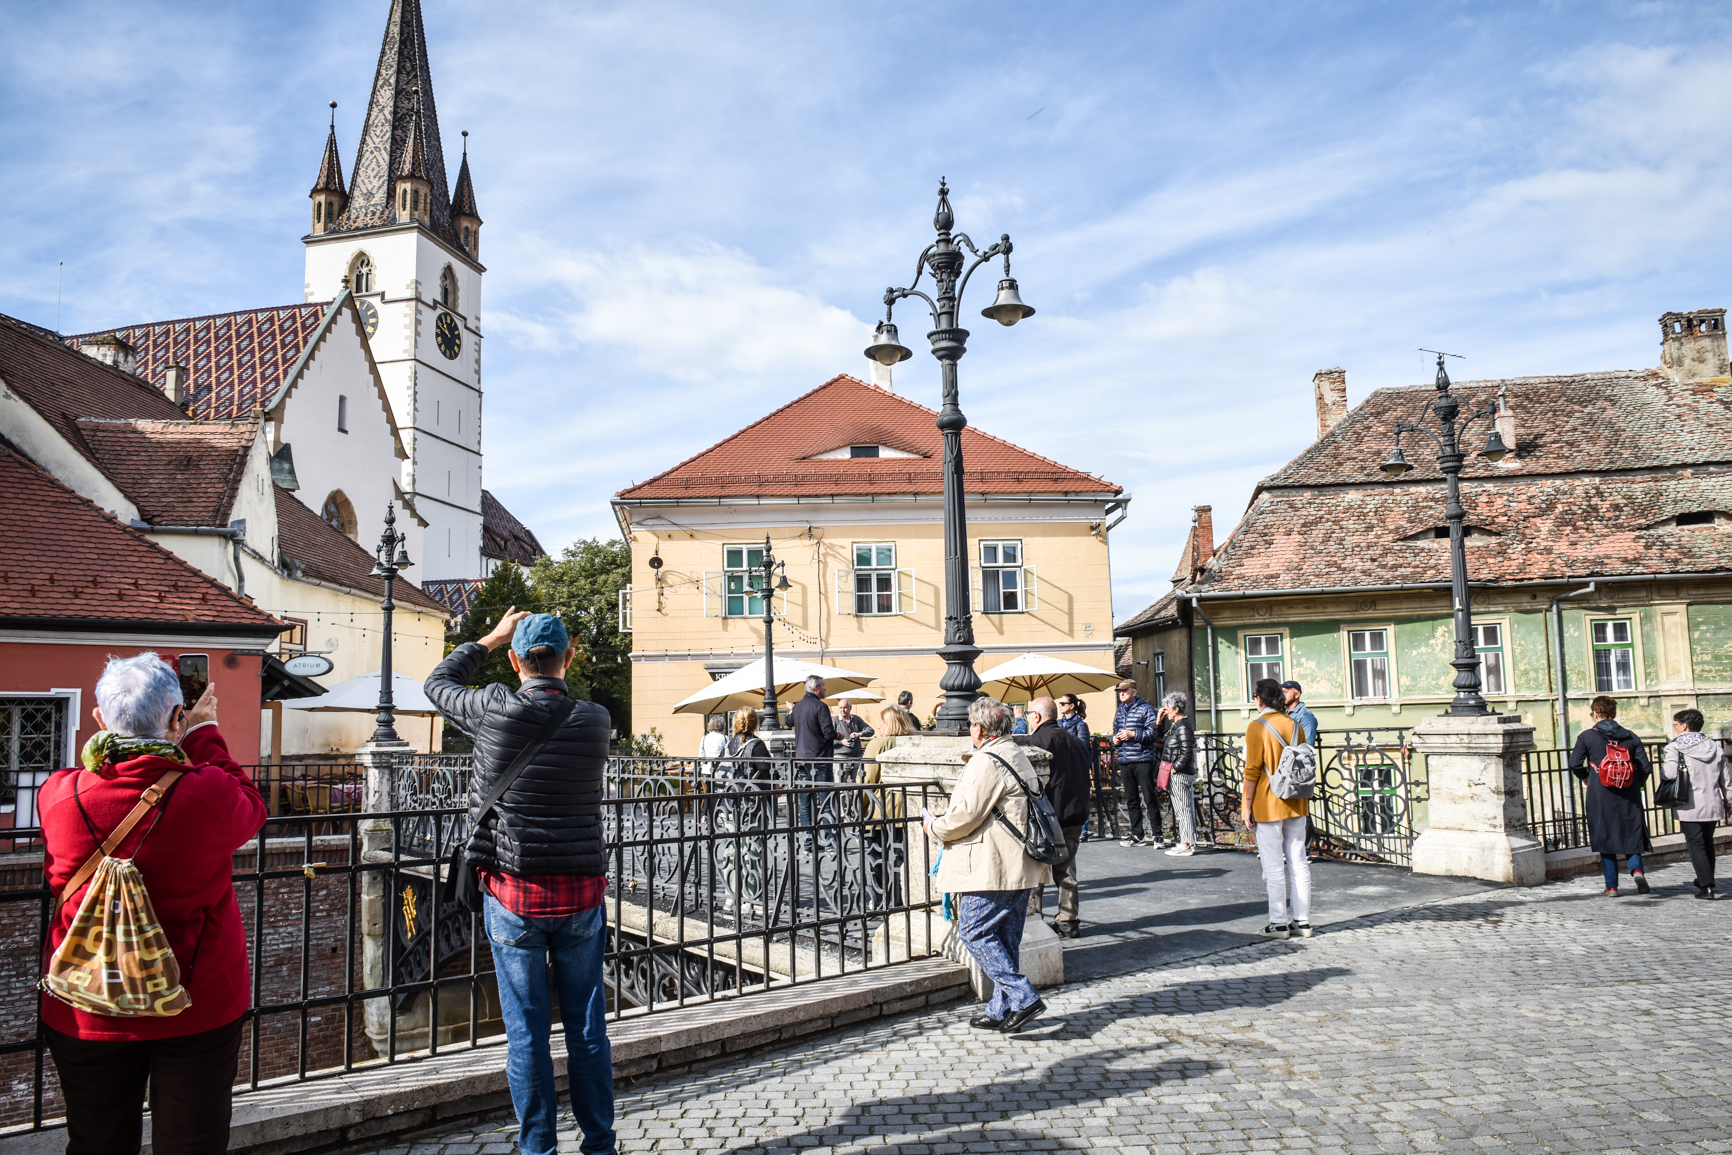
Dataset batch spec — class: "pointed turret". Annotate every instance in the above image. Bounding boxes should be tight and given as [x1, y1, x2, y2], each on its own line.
[450, 131, 482, 258]
[309, 101, 347, 235]
[334, 0, 462, 247]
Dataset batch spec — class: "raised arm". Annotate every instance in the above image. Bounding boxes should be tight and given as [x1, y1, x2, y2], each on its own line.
[424, 608, 532, 736]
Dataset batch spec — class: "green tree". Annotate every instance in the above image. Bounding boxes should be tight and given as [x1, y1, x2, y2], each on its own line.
[530, 538, 633, 736]
[451, 561, 535, 691]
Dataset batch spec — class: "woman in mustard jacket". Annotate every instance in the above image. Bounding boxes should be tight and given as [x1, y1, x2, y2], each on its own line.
[1241, 677, 1312, 940]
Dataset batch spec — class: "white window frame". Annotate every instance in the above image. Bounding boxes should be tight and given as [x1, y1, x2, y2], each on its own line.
[1347, 625, 1394, 702]
[836, 545, 915, 616]
[971, 540, 1037, 614]
[0, 690, 79, 828]
[1588, 615, 1640, 693]
[1472, 619, 1510, 696]
[617, 587, 632, 633]
[1240, 630, 1287, 700]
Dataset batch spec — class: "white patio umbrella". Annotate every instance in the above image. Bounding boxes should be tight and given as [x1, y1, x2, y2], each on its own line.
[825, 689, 884, 703]
[280, 670, 440, 715]
[976, 651, 1122, 704]
[671, 657, 875, 715]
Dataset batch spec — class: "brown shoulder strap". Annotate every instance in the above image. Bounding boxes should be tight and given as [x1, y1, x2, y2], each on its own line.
[55, 769, 184, 909]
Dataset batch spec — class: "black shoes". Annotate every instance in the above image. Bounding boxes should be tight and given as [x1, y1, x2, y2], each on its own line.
[969, 1012, 1007, 1030]
[1049, 920, 1082, 939]
[1634, 871, 1651, 895]
[1697, 886, 1717, 900]
[1000, 999, 1047, 1033]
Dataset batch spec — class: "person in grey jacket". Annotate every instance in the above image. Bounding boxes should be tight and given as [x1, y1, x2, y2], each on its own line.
[1661, 708, 1731, 899]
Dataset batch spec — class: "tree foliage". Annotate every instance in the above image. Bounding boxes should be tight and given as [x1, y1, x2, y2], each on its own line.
[450, 562, 534, 692]
[530, 538, 633, 736]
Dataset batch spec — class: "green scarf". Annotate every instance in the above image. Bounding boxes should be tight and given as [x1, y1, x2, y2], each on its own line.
[80, 731, 188, 774]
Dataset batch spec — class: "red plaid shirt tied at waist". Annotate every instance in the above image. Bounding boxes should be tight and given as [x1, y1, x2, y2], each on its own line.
[479, 870, 607, 918]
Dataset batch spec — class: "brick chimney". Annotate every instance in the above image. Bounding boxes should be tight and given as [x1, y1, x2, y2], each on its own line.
[162, 364, 189, 406]
[1194, 505, 1214, 564]
[1660, 308, 1729, 381]
[78, 334, 137, 375]
[1313, 368, 1348, 439]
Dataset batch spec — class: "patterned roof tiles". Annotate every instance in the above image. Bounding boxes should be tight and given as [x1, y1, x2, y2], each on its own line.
[616, 375, 1119, 500]
[480, 490, 545, 566]
[450, 148, 480, 222]
[70, 302, 329, 420]
[312, 123, 346, 195]
[75, 417, 259, 528]
[422, 577, 483, 618]
[0, 443, 280, 632]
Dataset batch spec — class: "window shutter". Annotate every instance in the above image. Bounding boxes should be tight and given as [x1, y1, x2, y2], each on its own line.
[617, 587, 632, 632]
[702, 571, 722, 618]
[969, 566, 982, 613]
[896, 568, 915, 615]
[835, 569, 853, 615]
[1023, 566, 1038, 611]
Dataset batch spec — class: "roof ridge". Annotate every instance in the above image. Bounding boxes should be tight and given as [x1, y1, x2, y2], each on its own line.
[69, 300, 327, 339]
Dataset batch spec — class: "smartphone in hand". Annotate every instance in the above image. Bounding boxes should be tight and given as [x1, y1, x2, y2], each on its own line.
[177, 653, 210, 709]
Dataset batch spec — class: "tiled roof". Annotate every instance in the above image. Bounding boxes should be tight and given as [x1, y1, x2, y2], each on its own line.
[273, 486, 448, 614]
[1114, 637, 1132, 678]
[422, 577, 483, 618]
[1264, 370, 1732, 489]
[480, 489, 545, 566]
[69, 302, 328, 421]
[74, 417, 258, 527]
[1115, 590, 1181, 636]
[450, 150, 480, 221]
[312, 124, 346, 195]
[0, 444, 280, 632]
[0, 312, 192, 489]
[616, 375, 1120, 500]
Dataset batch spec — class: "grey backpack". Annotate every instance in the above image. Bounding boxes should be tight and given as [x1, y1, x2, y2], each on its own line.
[1255, 716, 1318, 800]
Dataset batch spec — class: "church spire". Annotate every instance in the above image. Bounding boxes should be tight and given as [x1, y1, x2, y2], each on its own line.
[335, 0, 460, 246]
[450, 130, 482, 258]
[309, 101, 347, 234]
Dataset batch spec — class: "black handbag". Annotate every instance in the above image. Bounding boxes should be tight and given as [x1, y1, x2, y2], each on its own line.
[1656, 763, 1695, 810]
[984, 751, 1070, 867]
[442, 696, 576, 912]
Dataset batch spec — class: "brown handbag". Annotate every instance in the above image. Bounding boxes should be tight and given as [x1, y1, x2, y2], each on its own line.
[40, 770, 192, 1017]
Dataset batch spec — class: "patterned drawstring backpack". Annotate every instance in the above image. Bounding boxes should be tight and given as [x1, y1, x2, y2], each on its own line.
[40, 769, 192, 1017]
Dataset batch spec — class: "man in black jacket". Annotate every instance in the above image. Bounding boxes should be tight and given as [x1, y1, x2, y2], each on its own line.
[1026, 696, 1093, 938]
[787, 675, 836, 835]
[425, 609, 615, 1155]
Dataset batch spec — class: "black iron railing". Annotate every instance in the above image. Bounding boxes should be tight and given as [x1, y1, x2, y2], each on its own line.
[0, 762, 940, 1137]
[1521, 741, 1688, 853]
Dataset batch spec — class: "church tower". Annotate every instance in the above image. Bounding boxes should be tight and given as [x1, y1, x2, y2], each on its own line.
[303, 0, 484, 581]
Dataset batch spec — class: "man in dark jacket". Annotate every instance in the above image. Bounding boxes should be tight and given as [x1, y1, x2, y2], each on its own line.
[1112, 679, 1164, 847]
[1569, 695, 1654, 896]
[787, 675, 837, 834]
[425, 609, 615, 1155]
[1027, 696, 1092, 938]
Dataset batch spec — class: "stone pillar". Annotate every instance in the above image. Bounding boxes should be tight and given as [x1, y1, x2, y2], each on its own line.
[1409, 713, 1545, 886]
[875, 734, 1064, 998]
[354, 738, 411, 1053]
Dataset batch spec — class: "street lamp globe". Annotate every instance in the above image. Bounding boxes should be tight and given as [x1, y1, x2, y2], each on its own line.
[864, 320, 913, 366]
[981, 277, 1035, 326]
[1481, 429, 1510, 463]
[1379, 446, 1413, 477]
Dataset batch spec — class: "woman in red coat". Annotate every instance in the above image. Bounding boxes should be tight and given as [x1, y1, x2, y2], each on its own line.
[39, 653, 265, 1155]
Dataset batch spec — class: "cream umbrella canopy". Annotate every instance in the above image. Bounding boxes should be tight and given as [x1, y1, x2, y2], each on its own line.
[824, 690, 884, 703]
[671, 657, 876, 716]
[976, 651, 1122, 704]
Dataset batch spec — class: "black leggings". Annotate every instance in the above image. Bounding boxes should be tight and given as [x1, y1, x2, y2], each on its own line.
[47, 1014, 245, 1155]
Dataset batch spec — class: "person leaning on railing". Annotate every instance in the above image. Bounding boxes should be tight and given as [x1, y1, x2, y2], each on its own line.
[39, 653, 265, 1155]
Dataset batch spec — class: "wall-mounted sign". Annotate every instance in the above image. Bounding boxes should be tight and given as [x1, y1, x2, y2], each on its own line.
[283, 654, 334, 678]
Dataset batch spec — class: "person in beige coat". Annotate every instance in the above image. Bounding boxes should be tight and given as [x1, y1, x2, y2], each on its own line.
[924, 697, 1050, 1033]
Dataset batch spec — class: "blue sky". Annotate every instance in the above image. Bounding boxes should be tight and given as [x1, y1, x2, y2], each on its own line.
[4, 1, 1730, 620]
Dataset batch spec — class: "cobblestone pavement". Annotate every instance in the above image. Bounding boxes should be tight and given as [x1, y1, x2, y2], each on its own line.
[366, 860, 1732, 1154]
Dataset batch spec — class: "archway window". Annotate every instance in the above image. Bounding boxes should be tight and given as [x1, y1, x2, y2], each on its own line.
[440, 267, 457, 310]
[321, 490, 358, 540]
[350, 254, 374, 295]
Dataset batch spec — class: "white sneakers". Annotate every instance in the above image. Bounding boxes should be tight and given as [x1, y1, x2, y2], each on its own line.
[1165, 844, 1195, 856]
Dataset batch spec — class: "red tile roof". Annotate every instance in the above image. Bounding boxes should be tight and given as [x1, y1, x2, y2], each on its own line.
[480, 490, 544, 566]
[615, 375, 1120, 500]
[69, 302, 329, 421]
[74, 418, 258, 527]
[0, 444, 281, 633]
[273, 487, 449, 615]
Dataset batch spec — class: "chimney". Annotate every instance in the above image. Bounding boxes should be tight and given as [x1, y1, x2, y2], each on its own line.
[1194, 505, 1214, 564]
[162, 364, 189, 406]
[1313, 368, 1348, 439]
[1493, 381, 1517, 466]
[869, 359, 894, 391]
[1660, 308, 1729, 381]
[78, 334, 137, 376]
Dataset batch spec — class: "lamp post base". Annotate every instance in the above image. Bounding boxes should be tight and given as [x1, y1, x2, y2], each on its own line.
[932, 640, 982, 735]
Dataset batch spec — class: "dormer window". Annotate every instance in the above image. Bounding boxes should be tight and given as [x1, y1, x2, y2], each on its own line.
[1677, 511, 1716, 526]
[1642, 510, 1728, 529]
[849, 445, 878, 458]
[808, 443, 922, 460]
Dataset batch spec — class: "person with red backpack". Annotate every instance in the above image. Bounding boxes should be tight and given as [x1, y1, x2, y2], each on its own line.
[1569, 696, 1653, 896]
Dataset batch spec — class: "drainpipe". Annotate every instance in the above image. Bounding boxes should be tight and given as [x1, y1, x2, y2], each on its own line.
[131, 519, 249, 598]
[1188, 594, 1220, 734]
[1549, 582, 1596, 748]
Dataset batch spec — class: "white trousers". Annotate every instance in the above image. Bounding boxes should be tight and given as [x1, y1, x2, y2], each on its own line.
[1254, 816, 1311, 924]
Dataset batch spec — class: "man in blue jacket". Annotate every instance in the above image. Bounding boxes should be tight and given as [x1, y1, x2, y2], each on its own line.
[787, 675, 836, 836]
[1112, 679, 1164, 847]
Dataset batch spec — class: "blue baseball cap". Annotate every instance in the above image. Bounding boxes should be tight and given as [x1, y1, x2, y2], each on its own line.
[511, 613, 570, 657]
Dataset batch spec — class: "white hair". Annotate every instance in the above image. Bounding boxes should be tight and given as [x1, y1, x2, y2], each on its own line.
[706, 717, 725, 732]
[968, 696, 1014, 738]
[95, 653, 183, 738]
[1162, 691, 1189, 714]
[805, 675, 825, 692]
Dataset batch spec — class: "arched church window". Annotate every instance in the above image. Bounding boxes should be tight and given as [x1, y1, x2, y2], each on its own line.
[321, 490, 358, 540]
[351, 254, 374, 295]
[440, 267, 457, 310]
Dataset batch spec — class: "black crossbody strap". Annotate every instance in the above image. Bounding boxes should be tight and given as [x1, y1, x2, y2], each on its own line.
[473, 696, 576, 828]
[984, 749, 1040, 840]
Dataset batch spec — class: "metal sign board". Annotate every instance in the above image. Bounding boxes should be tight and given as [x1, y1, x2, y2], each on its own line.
[283, 654, 334, 678]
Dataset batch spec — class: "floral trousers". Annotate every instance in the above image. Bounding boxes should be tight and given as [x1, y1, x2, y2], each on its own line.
[955, 889, 1039, 1018]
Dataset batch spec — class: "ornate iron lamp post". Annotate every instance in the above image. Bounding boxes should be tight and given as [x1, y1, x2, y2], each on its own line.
[368, 503, 413, 743]
[864, 180, 1034, 735]
[754, 534, 793, 732]
[1378, 353, 1511, 717]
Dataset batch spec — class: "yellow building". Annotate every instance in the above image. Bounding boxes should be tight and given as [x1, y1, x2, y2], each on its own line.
[613, 375, 1128, 751]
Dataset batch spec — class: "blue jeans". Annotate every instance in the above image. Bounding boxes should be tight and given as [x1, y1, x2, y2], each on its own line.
[485, 895, 615, 1155]
[956, 890, 1040, 1019]
[1601, 852, 1643, 889]
[795, 761, 834, 834]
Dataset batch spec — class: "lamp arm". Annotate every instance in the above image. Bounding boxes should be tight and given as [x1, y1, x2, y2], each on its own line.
[1393, 423, 1444, 452]
[956, 243, 1009, 306]
[887, 286, 940, 324]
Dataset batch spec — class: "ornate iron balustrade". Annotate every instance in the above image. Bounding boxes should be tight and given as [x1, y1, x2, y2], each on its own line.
[1521, 741, 1684, 853]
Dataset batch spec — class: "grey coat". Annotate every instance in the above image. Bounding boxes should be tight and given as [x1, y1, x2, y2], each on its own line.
[1661, 734, 1732, 823]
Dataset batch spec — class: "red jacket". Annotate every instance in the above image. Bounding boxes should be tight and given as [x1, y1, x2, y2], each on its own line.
[39, 725, 265, 1040]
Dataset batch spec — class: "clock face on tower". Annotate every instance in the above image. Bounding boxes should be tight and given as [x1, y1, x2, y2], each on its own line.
[356, 298, 379, 339]
[434, 311, 462, 359]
